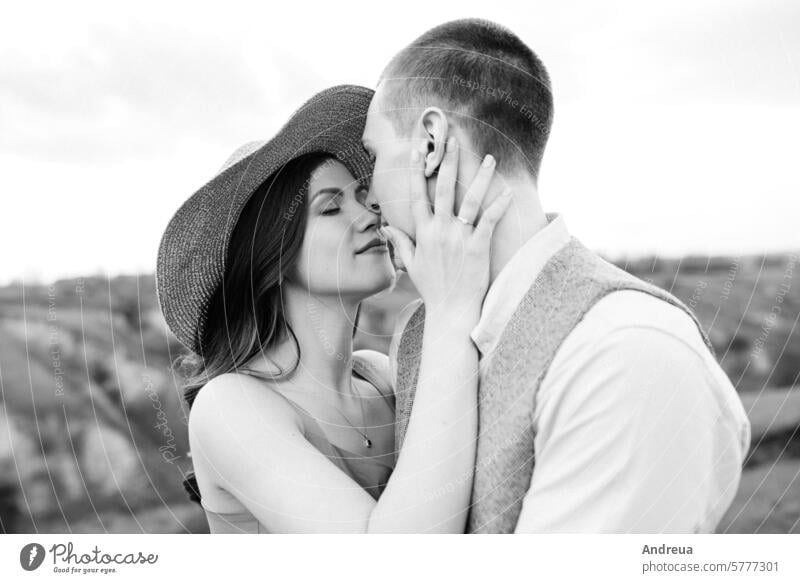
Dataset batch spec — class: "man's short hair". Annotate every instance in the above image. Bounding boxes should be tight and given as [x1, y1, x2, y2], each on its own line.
[379, 18, 554, 178]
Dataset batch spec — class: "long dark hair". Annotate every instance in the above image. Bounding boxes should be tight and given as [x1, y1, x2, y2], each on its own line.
[179, 152, 335, 504]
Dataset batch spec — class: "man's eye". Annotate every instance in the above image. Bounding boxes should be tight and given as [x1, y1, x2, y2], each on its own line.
[321, 207, 340, 216]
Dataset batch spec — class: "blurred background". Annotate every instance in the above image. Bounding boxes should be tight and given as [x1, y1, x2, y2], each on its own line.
[1, 0, 798, 533]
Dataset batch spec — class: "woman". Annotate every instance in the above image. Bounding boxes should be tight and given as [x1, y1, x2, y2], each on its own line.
[156, 85, 510, 533]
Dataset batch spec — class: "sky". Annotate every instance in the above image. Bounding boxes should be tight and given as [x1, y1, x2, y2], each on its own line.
[1, 0, 798, 284]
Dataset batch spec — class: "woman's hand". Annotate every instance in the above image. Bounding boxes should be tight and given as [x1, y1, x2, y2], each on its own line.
[382, 136, 511, 326]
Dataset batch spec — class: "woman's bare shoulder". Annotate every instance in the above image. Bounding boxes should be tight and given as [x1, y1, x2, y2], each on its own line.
[353, 349, 390, 372]
[187, 373, 324, 510]
[353, 350, 394, 398]
[188, 372, 303, 439]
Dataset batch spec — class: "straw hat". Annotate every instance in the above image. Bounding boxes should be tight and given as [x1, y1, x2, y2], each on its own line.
[156, 84, 375, 353]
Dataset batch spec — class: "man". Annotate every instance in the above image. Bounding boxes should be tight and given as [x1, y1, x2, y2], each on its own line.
[362, 18, 751, 533]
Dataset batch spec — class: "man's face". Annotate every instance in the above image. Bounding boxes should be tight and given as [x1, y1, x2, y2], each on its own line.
[362, 85, 418, 236]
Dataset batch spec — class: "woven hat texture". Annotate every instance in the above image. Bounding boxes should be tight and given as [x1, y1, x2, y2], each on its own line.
[156, 85, 375, 353]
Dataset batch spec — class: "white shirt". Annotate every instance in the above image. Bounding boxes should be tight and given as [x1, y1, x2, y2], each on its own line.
[392, 214, 751, 533]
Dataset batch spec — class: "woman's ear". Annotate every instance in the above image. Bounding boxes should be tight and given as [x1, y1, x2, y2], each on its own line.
[419, 107, 449, 178]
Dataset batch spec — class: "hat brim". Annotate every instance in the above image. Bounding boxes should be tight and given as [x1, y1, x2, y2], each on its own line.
[156, 84, 375, 353]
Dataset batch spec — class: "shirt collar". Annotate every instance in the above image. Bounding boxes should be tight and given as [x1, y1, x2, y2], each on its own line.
[470, 213, 571, 357]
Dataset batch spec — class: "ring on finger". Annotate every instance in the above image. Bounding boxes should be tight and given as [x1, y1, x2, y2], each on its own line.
[455, 216, 473, 227]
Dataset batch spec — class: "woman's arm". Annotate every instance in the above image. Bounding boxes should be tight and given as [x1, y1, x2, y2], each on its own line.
[372, 136, 511, 532]
[368, 306, 479, 532]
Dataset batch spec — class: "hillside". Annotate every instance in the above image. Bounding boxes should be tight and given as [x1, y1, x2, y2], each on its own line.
[0, 251, 797, 533]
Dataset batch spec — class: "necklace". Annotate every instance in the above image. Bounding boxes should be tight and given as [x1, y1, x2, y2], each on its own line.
[238, 363, 372, 448]
[335, 378, 372, 449]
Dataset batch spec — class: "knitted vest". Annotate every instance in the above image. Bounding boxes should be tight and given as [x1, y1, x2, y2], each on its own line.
[393, 238, 713, 533]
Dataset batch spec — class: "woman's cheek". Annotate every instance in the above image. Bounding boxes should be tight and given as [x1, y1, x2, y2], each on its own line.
[302, 221, 349, 292]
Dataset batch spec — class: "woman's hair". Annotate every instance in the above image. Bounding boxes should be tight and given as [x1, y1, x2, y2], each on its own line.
[178, 153, 335, 505]
[177, 152, 335, 409]
[177, 153, 373, 505]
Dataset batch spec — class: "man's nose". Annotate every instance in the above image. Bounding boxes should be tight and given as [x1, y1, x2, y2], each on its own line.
[362, 187, 382, 216]
[355, 187, 381, 229]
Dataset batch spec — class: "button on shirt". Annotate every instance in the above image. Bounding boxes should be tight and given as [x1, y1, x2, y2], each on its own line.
[392, 214, 751, 533]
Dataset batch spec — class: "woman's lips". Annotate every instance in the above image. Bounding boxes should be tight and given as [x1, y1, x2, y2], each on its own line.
[355, 238, 388, 254]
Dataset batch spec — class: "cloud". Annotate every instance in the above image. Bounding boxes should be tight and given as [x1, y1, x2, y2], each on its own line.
[0, 20, 326, 164]
[0, 0, 797, 284]
[540, 0, 800, 107]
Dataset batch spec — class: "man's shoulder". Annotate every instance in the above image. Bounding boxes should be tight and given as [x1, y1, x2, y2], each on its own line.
[497, 281, 706, 358]
[541, 289, 716, 389]
[582, 289, 706, 349]
[535, 289, 749, 464]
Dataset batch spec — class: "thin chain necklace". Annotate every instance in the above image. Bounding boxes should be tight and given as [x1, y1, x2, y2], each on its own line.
[238, 362, 372, 449]
[335, 377, 372, 449]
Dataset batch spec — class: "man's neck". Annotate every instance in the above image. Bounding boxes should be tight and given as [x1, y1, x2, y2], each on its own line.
[450, 144, 549, 286]
[488, 176, 548, 285]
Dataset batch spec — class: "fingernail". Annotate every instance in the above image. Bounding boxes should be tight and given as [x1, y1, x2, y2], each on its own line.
[410, 149, 421, 163]
[446, 136, 456, 152]
[482, 154, 495, 168]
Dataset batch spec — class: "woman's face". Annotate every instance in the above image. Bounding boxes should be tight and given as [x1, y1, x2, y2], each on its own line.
[290, 160, 395, 299]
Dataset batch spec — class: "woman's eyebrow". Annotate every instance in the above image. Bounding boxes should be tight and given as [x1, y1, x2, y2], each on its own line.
[311, 187, 343, 203]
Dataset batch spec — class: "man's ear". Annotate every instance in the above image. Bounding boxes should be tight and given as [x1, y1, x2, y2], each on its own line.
[419, 107, 449, 178]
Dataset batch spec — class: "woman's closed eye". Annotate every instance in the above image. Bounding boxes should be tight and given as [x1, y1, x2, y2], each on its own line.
[314, 188, 343, 216]
[320, 203, 341, 216]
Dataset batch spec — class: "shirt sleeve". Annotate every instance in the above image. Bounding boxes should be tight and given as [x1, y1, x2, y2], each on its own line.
[513, 324, 746, 533]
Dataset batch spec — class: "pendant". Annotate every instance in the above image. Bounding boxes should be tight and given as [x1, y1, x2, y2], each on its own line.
[364, 437, 372, 449]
